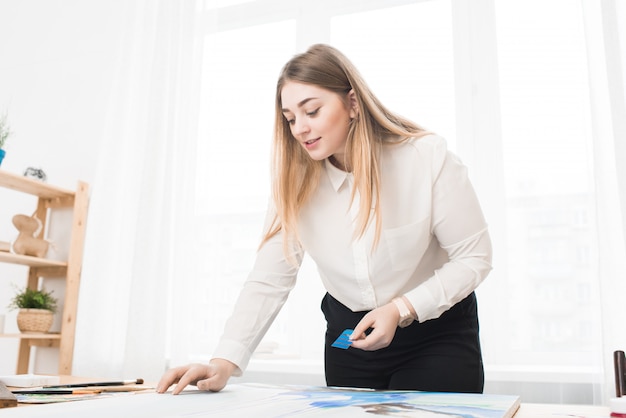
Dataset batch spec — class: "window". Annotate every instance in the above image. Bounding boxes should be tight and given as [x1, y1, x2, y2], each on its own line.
[331, 1, 456, 146]
[487, 0, 602, 369]
[190, 19, 304, 358]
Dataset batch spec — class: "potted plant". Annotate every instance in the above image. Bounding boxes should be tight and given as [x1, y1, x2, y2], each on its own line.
[0, 110, 11, 166]
[8, 286, 58, 333]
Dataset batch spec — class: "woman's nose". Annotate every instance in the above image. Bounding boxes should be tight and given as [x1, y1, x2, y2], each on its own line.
[292, 119, 310, 136]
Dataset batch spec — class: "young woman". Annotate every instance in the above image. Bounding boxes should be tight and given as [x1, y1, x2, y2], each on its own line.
[157, 44, 492, 395]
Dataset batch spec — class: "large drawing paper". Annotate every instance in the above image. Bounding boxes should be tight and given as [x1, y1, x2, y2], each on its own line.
[5, 383, 521, 417]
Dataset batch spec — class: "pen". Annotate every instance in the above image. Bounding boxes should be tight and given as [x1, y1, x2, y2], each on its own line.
[44, 378, 144, 389]
[13, 389, 102, 395]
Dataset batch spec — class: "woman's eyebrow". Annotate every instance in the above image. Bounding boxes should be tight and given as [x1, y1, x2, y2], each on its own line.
[282, 97, 319, 113]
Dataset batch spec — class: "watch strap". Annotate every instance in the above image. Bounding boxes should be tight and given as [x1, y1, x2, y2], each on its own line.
[392, 297, 414, 328]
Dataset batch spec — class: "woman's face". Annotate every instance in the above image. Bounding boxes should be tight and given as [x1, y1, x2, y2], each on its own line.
[281, 81, 357, 170]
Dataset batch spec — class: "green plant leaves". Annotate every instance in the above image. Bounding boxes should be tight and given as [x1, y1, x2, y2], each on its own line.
[8, 286, 58, 312]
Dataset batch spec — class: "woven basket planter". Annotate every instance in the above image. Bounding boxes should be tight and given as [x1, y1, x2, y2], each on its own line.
[17, 309, 54, 333]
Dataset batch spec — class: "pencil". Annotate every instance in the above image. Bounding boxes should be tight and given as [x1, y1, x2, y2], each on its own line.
[44, 378, 144, 389]
[12, 389, 102, 395]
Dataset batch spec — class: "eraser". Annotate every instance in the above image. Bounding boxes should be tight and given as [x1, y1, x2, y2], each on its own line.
[611, 397, 626, 415]
[331, 329, 353, 349]
[0, 374, 60, 388]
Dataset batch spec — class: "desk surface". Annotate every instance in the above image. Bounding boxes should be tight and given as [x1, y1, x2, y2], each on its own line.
[514, 402, 609, 417]
[6, 376, 612, 417]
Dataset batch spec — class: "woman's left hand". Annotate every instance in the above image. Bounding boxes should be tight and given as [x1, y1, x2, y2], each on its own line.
[349, 303, 400, 351]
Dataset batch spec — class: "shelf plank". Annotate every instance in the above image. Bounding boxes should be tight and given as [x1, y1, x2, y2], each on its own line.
[0, 333, 61, 339]
[0, 252, 67, 268]
[0, 169, 75, 199]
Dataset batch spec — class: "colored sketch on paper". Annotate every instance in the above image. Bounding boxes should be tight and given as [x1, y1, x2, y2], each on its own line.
[182, 383, 521, 418]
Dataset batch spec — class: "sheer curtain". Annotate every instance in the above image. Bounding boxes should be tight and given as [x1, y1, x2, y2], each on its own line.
[72, 0, 626, 403]
[587, 0, 626, 401]
[73, 0, 199, 382]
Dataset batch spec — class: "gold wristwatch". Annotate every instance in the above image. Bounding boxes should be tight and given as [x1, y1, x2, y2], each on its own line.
[392, 297, 414, 328]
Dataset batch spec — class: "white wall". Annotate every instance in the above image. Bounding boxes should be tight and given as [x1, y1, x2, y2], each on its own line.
[0, 0, 128, 375]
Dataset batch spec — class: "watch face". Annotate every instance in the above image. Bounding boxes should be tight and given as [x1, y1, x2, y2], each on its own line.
[399, 316, 413, 328]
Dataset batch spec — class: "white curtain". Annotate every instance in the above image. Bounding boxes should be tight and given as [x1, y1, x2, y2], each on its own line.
[587, 0, 626, 400]
[71, 0, 626, 403]
[73, 0, 198, 382]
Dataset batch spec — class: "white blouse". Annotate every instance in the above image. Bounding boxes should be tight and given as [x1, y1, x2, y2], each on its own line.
[213, 134, 493, 375]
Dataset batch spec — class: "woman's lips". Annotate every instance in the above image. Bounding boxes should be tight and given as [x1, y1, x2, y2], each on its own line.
[304, 138, 320, 149]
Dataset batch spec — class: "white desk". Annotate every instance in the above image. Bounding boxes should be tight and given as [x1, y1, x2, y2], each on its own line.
[514, 402, 610, 417]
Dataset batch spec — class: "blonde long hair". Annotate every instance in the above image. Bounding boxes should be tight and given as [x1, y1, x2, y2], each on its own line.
[262, 44, 430, 255]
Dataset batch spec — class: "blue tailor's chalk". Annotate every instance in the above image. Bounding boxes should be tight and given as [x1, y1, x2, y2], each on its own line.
[331, 329, 354, 349]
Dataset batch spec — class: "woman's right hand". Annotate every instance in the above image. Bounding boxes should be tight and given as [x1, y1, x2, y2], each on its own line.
[156, 358, 237, 394]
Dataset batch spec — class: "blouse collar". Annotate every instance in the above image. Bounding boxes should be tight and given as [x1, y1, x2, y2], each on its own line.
[324, 158, 351, 192]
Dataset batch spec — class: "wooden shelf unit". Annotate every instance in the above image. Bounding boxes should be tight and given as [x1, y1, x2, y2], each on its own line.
[0, 169, 89, 375]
